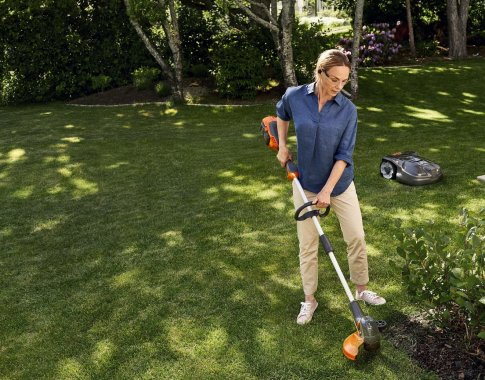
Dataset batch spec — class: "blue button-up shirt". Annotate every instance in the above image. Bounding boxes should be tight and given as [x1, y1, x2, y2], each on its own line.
[276, 83, 357, 196]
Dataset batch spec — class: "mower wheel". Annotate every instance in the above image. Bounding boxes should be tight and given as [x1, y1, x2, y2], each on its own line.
[380, 160, 397, 179]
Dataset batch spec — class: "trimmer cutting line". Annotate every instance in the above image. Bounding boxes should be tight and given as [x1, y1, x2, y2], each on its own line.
[260, 116, 386, 360]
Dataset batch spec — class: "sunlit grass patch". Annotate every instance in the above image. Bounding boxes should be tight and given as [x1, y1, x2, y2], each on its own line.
[1, 59, 484, 379]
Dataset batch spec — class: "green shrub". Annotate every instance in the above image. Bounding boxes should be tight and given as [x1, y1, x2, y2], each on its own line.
[188, 64, 209, 78]
[0, 1, 153, 104]
[415, 39, 443, 58]
[90, 75, 112, 92]
[132, 67, 161, 90]
[0, 71, 21, 105]
[179, 6, 219, 69]
[293, 21, 337, 83]
[393, 208, 485, 341]
[210, 29, 266, 100]
[468, 30, 485, 46]
[155, 81, 172, 98]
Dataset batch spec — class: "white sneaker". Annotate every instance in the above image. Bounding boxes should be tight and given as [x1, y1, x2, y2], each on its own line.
[296, 301, 318, 325]
[355, 290, 386, 306]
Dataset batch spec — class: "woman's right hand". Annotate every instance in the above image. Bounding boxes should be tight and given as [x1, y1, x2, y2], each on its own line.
[277, 146, 293, 167]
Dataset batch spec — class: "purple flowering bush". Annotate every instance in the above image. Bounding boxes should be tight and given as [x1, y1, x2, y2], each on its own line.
[339, 21, 403, 67]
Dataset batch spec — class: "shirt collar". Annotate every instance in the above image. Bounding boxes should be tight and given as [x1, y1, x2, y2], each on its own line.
[306, 83, 316, 95]
[306, 82, 344, 106]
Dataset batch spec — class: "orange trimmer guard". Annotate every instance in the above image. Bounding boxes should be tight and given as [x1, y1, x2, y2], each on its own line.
[343, 331, 364, 360]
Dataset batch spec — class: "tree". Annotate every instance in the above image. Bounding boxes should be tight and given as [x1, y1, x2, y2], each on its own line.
[349, 0, 364, 99]
[232, 0, 298, 88]
[124, 0, 184, 102]
[446, 0, 470, 59]
[405, 0, 416, 57]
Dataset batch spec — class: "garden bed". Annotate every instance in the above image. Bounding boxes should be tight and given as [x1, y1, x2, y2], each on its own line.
[386, 311, 484, 380]
[67, 84, 167, 106]
[67, 79, 284, 106]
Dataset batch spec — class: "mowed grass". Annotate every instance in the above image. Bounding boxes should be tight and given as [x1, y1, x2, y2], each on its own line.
[1, 59, 484, 379]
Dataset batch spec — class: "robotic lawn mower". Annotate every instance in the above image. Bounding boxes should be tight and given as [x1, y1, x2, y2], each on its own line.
[380, 151, 442, 186]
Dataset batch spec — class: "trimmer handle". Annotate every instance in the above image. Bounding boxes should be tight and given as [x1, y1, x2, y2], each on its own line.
[286, 160, 299, 181]
[294, 201, 330, 221]
[260, 117, 298, 181]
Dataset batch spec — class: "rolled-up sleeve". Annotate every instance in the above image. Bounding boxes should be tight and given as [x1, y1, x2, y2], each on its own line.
[334, 108, 357, 166]
[276, 90, 292, 121]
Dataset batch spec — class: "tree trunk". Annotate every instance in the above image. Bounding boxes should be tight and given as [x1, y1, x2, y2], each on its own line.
[235, 0, 297, 88]
[405, 0, 416, 58]
[269, 0, 282, 71]
[350, 0, 364, 100]
[280, 0, 298, 87]
[447, 0, 469, 59]
[161, 0, 184, 102]
[268, 0, 288, 86]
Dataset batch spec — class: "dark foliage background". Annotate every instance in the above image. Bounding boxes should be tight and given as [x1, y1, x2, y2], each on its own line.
[1, 0, 484, 104]
[0, 0, 153, 104]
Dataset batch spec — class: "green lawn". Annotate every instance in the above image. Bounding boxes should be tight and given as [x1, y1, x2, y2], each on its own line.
[1, 59, 484, 379]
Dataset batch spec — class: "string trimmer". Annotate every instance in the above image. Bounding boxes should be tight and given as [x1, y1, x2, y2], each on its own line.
[260, 116, 386, 360]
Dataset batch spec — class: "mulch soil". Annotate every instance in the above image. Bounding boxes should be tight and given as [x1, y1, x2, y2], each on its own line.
[67, 79, 284, 106]
[385, 311, 484, 380]
[67, 85, 165, 106]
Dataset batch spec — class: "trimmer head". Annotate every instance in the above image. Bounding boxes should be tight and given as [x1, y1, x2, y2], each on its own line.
[343, 317, 381, 360]
[344, 301, 383, 360]
[343, 332, 363, 360]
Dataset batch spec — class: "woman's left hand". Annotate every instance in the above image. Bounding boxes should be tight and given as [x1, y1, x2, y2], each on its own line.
[314, 189, 331, 208]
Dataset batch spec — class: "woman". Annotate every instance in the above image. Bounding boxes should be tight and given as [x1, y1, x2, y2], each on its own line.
[275, 49, 386, 325]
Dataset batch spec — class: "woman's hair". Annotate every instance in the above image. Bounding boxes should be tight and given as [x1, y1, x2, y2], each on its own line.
[314, 49, 351, 82]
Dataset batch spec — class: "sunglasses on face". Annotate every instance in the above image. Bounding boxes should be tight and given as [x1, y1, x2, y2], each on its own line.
[319, 69, 349, 86]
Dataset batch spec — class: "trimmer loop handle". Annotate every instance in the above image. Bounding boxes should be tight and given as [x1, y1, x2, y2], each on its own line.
[294, 201, 330, 221]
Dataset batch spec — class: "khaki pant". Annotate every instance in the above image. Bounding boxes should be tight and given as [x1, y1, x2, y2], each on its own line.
[292, 181, 369, 295]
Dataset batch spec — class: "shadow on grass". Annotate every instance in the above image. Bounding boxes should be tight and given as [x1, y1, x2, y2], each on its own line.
[2, 60, 484, 379]
[1, 104, 364, 378]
